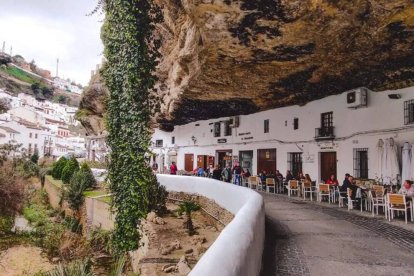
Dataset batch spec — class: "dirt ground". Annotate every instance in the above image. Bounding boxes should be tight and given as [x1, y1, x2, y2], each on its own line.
[138, 202, 224, 275]
[0, 245, 55, 275]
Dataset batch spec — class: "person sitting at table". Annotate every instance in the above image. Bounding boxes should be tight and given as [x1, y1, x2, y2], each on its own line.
[399, 180, 414, 197]
[340, 174, 352, 197]
[242, 168, 251, 178]
[259, 170, 267, 183]
[326, 174, 339, 186]
[285, 170, 294, 182]
[298, 171, 306, 181]
[275, 170, 283, 182]
[305, 173, 312, 183]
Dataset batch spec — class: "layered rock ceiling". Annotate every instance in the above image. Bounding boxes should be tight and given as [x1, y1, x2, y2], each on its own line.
[79, 0, 414, 133]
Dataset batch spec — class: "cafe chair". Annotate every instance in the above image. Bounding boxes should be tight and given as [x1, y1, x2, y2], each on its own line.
[302, 180, 314, 201]
[337, 186, 346, 208]
[248, 176, 258, 190]
[266, 178, 276, 194]
[287, 180, 299, 197]
[387, 194, 413, 224]
[369, 189, 387, 218]
[347, 188, 358, 211]
[318, 184, 331, 203]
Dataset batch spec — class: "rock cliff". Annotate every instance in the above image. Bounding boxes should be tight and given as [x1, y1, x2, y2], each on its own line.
[81, 0, 414, 131]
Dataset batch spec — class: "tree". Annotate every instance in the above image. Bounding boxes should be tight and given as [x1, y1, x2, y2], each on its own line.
[61, 156, 79, 184]
[30, 151, 39, 164]
[0, 163, 25, 219]
[79, 162, 97, 190]
[51, 157, 67, 179]
[101, 0, 167, 252]
[177, 201, 201, 236]
[0, 98, 11, 114]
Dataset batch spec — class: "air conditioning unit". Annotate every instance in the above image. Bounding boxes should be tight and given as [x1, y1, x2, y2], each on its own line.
[229, 116, 240, 128]
[346, 87, 368, 109]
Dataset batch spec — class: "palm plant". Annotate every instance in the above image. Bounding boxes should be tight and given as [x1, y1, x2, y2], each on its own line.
[177, 201, 201, 235]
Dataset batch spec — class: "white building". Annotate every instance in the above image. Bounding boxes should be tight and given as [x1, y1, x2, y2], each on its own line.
[53, 77, 82, 94]
[151, 87, 414, 183]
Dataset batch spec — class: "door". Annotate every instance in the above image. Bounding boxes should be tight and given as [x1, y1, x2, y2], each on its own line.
[320, 152, 337, 182]
[184, 154, 194, 172]
[288, 152, 302, 178]
[197, 155, 208, 170]
[239, 150, 253, 175]
[257, 148, 277, 174]
[217, 150, 232, 169]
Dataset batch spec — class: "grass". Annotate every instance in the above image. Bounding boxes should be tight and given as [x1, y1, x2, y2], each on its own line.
[83, 190, 107, 198]
[45, 175, 63, 188]
[0, 65, 41, 84]
[97, 196, 111, 204]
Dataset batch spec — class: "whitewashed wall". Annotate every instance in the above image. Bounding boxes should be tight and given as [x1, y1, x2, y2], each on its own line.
[152, 87, 414, 182]
[157, 174, 265, 276]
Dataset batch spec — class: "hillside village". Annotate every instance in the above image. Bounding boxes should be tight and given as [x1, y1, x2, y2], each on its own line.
[0, 88, 85, 159]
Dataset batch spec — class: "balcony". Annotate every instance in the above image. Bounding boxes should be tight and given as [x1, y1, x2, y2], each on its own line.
[315, 126, 335, 140]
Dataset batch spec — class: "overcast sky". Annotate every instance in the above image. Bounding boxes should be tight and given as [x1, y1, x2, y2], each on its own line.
[0, 0, 103, 86]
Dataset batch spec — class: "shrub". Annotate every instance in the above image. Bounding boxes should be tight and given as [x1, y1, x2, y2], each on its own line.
[0, 163, 25, 216]
[52, 157, 67, 179]
[177, 201, 201, 236]
[23, 204, 48, 226]
[31, 151, 39, 164]
[61, 157, 79, 184]
[0, 216, 15, 233]
[16, 159, 39, 179]
[40, 259, 92, 276]
[148, 183, 168, 215]
[66, 170, 86, 211]
[79, 162, 97, 190]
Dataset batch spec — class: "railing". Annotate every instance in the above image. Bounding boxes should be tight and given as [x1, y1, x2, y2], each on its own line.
[315, 126, 335, 140]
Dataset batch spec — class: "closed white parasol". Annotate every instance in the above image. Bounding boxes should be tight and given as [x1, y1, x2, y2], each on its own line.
[388, 138, 400, 184]
[376, 139, 384, 180]
[401, 142, 412, 182]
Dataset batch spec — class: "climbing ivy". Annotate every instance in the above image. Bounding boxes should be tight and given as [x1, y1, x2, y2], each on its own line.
[100, 0, 166, 252]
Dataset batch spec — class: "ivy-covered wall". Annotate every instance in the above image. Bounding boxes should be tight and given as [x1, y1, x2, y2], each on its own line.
[101, 0, 166, 252]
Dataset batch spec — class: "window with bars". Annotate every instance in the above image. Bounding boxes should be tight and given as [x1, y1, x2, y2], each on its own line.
[155, 139, 163, 147]
[321, 112, 333, 128]
[264, 119, 269, 133]
[213, 122, 221, 137]
[293, 118, 299, 130]
[171, 136, 175, 144]
[288, 152, 302, 178]
[353, 148, 368, 179]
[404, 99, 414, 125]
[224, 120, 232, 136]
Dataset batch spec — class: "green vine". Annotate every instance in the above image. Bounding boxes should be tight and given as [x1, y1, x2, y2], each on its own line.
[101, 0, 166, 252]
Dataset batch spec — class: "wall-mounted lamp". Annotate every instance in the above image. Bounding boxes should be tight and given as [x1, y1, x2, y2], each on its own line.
[191, 135, 197, 144]
[388, 94, 401, 99]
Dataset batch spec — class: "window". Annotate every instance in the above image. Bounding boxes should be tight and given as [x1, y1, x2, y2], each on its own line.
[171, 136, 175, 144]
[264, 119, 269, 133]
[35, 133, 38, 139]
[288, 153, 302, 178]
[404, 99, 414, 125]
[155, 139, 163, 147]
[353, 148, 368, 179]
[321, 112, 333, 128]
[224, 121, 232, 136]
[29, 132, 32, 138]
[293, 118, 299, 130]
[213, 122, 221, 137]
[28, 143, 32, 154]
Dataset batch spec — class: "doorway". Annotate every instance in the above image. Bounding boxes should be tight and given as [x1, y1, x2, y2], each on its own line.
[216, 150, 232, 169]
[197, 155, 208, 170]
[184, 154, 194, 172]
[239, 150, 253, 175]
[257, 148, 277, 174]
[320, 152, 337, 182]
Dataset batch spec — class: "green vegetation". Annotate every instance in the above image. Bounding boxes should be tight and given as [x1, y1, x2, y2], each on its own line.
[0, 65, 41, 84]
[177, 201, 201, 236]
[45, 175, 63, 188]
[66, 163, 96, 211]
[51, 157, 67, 180]
[61, 157, 79, 184]
[39, 259, 92, 276]
[101, 0, 167, 252]
[31, 151, 39, 164]
[83, 190, 107, 198]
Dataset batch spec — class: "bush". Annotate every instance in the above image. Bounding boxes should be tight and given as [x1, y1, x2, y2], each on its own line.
[66, 171, 86, 211]
[16, 159, 39, 179]
[52, 157, 67, 179]
[0, 163, 25, 216]
[79, 163, 96, 190]
[40, 259, 92, 276]
[23, 204, 49, 226]
[61, 157, 79, 184]
[31, 151, 39, 164]
[0, 216, 15, 233]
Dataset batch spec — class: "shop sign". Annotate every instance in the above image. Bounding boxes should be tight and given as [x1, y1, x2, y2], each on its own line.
[218, 138, 227, 143]
[265, 151, 270, 159]
[303, 154, 315, 163]
[223, 156, 232, 160]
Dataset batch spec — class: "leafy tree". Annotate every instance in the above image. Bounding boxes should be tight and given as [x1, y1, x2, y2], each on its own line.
[31, 151, 39, 164]
[177, 201, 201, 236]
[51, 157, 67, 179]
[0, 98, 11, 114]
[61, 156, 79, 184]
[66, 170, 86, 212]
[101, 0, 167, 252]
[79, 162, 97, 190]
[41, 86, 53, 98]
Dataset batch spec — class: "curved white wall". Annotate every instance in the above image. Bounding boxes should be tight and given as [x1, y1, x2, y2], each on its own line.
[156, 175, 265, 276]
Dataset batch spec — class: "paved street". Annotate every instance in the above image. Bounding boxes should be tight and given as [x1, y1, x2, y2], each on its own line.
[260, 193, 414, 276]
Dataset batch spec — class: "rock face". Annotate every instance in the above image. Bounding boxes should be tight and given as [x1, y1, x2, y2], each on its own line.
[77, 72, 108, 135]
[81, 1, 414, 131]
[154, 0, 414, 130]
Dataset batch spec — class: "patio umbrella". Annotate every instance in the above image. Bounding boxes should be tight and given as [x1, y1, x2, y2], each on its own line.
[382, 138, 390, 184]
[376, 139, 384, 180]
[401, 142, 412, 182]
[388, 138, 400, 184]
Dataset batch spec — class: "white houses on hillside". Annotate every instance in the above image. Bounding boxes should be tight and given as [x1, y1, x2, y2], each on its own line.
[151, 87, 414, 183]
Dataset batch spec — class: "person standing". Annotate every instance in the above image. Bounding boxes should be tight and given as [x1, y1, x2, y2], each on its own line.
[169, 161, 177, 175]
[212, 165, 222, 180]
[233, 163, 242, 185]
[222, 165, 232, 182]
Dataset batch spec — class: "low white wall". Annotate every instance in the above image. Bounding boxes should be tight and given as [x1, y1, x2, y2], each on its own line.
[157, 174, 265, 276]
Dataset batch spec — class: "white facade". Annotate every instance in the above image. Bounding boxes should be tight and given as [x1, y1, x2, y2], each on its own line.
[53, 77, 82, 94]
[151, 87, 414, 183]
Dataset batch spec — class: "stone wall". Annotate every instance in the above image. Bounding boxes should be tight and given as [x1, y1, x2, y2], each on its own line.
[85, 197, 114, 231]
[167, 191, 234, 226]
